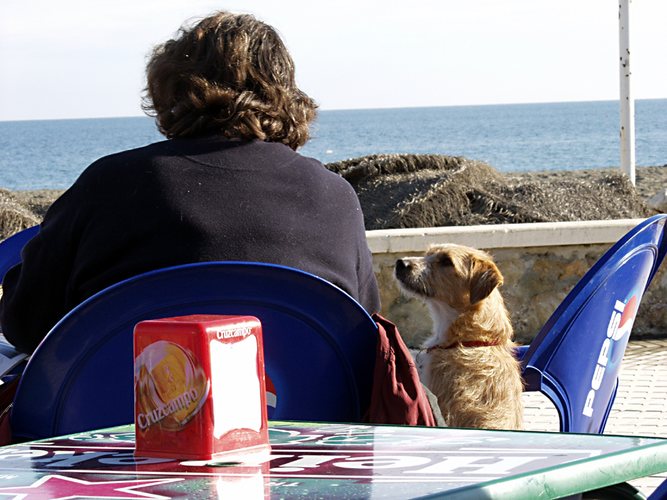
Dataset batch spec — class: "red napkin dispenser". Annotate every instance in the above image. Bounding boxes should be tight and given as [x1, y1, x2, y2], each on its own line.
[134, 314, 270, 460]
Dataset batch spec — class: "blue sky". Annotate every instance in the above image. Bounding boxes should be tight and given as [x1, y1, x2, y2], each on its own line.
[1, 0, 666, 121]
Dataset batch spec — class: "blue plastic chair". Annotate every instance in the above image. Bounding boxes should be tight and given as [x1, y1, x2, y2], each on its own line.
[648, 478, 667, 499]
[520, 214, 667, 434]
[10, 262, 378, 441]
[0, 225, 39, 283]
[0, 226, 38, 380]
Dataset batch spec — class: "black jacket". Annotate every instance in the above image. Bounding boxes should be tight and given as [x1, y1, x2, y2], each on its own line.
[0, 136, 380, 353]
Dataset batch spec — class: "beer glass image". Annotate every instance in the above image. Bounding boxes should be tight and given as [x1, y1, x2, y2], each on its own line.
[135, 340, 209, 431]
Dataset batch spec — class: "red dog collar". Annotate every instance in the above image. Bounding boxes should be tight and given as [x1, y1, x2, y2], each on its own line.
[426, 340, 501, 353]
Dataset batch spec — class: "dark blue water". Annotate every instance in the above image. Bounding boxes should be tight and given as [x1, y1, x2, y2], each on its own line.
[1, 99, 665, 190]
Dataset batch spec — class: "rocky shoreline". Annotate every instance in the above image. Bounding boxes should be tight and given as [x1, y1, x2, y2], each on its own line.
[327, 156, 664, 230]
[1, 157, 666, 240]
[506, 165, 666, 201]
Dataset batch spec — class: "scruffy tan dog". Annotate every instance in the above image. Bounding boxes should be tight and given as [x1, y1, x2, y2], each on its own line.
[395, 243, 523, 430]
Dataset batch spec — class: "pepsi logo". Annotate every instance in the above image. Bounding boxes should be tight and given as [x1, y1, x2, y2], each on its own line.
[582, 294, 639, 419]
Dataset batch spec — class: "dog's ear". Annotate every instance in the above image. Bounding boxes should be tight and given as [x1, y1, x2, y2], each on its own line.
[469, 259, 503, 304]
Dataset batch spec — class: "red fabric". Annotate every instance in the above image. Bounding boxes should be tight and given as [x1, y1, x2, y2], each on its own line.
[0, 411, 11, 446]
[365, 313, 437, 427]
[0, 376, 20, 446]
[427, 340, 501, 352]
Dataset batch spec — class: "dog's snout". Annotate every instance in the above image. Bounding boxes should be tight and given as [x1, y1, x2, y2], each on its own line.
[395, 259, 409, 272]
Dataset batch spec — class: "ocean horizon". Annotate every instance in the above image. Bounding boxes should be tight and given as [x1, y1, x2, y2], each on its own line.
[1, 98, 666, 191]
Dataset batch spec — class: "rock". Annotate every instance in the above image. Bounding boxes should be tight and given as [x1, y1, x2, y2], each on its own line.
[0, 189, 41, 241]
[326, 154, 653, 230]
[647, 189, 667, 212]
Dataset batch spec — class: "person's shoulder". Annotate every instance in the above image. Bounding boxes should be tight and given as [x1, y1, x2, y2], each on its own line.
[287, 150, 362, 207]
[304, 156, 357, 192]
[268, 144, 351, 184]
[225, 140, 356, 195]
[77, 139, 172, 180]
[91, 139, 172, 167]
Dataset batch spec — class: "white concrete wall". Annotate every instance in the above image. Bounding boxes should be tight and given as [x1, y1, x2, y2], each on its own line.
[367, 218, 645, 253]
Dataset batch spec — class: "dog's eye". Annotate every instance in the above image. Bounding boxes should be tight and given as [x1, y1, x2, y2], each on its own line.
[437, 255, 453, 267]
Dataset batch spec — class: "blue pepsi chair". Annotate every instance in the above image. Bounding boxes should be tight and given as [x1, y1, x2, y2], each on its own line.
[519, 214, 667, 434]
[648, 478, 667, 499]
[0, 226, 38, 381]
[10, 262, 378, 441]
[0, 225, 39, 283]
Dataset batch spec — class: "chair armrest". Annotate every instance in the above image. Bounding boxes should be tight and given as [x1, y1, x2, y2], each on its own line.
[514, 344, 529, 362]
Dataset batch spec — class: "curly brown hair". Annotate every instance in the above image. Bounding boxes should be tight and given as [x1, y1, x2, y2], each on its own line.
[142, 11, 317, 150]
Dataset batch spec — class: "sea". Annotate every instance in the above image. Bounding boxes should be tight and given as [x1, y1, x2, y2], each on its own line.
[1, 99, 666, 191]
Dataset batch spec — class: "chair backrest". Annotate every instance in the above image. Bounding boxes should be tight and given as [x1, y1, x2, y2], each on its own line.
[648, 477, 667, 499]
[10, 262, 378, 441]
[522, 214, 667, 434]
[0, 225, 36, 380]
[0, 225, 39, 283]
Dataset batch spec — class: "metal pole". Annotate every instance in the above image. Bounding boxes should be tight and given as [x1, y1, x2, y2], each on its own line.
[619, 0, 635, 185]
